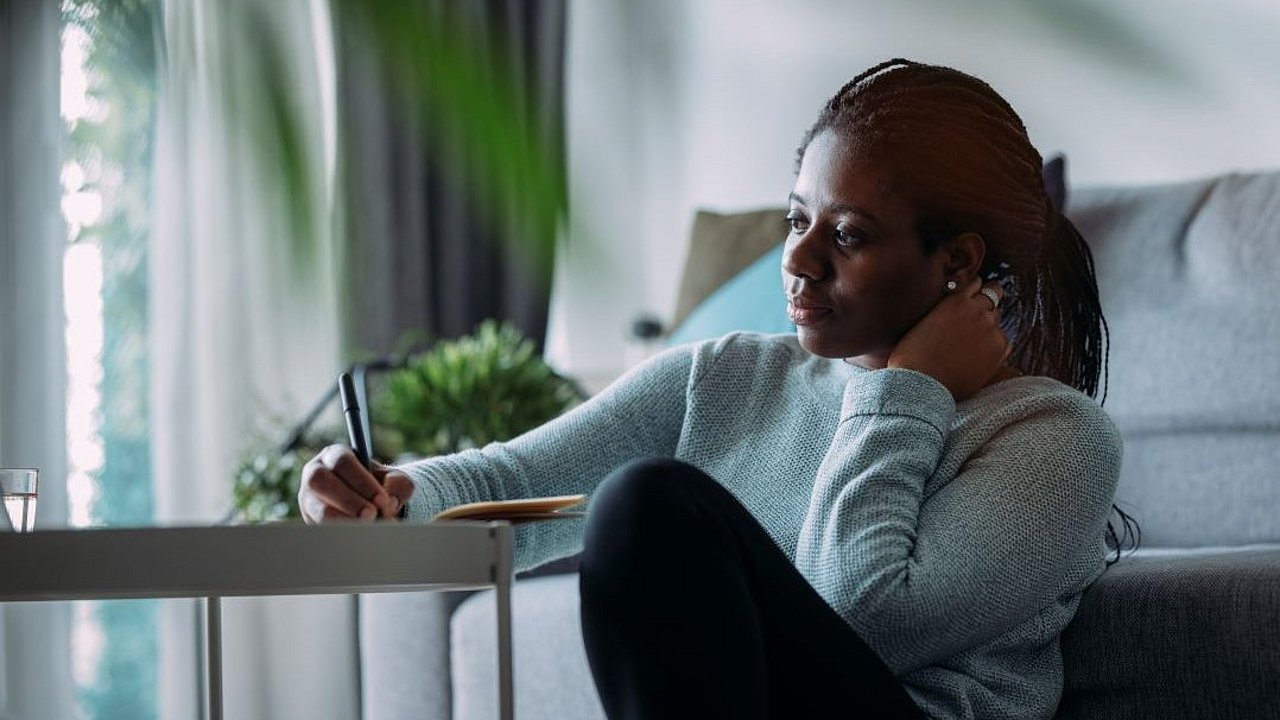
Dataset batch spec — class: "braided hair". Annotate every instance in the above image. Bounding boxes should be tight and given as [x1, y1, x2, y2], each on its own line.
[798, 59, 1138, 563]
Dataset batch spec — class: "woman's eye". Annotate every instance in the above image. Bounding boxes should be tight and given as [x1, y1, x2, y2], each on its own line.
[834, 225, 864, 247]
[784, 214, 808, 234]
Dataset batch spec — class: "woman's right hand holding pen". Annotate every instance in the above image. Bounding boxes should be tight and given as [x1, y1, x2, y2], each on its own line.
[298, 444, 415, 524]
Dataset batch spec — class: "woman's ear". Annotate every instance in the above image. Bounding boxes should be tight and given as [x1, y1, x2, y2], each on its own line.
[940, 232, 986, 283]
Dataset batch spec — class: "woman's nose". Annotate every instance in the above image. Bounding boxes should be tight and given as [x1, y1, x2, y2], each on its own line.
[781, 228, 826, 282]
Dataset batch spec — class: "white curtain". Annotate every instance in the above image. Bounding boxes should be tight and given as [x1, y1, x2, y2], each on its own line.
[0, 1, 75, 718]
[151, 0, 356, 717]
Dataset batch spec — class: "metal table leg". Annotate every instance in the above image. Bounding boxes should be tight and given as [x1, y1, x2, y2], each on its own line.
[493, 523, 515, 720]
[496, 576, 514, 720]
[203, 596, 223, 720]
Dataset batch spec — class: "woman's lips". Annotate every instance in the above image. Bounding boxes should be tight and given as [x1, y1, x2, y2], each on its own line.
[786, 299, 833, 325]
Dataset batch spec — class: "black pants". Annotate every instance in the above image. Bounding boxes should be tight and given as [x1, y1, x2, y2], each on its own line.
[579, 458, 927, 720]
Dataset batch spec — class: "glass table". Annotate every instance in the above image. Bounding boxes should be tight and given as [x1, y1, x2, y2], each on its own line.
[0, 521, 516, 720]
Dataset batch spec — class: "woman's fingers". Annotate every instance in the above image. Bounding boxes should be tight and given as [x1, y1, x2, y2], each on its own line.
[299, 470, 368, 524]
[321, 445, 388, 500]
[322, 504, 362, 522]
[968, 279, 1003, 313]
[304, 460, 379, 520]
[320, 444, 395, 515]
[978, 282, 1012, 370]
[298, 447, 416, 523]
[888, 276, 1013, 401]
[379, 470, 415, 517]
[299, 486, 328, 524]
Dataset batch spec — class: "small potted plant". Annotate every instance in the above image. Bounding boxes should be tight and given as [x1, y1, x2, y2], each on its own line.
[231, 320, 581, 521]
[373, 320, 581, 460]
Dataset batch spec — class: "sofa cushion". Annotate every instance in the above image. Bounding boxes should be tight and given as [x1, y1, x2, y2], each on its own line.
[1058, 545, 1280, 719]
[671, 208, 785, 331]
[1069, 171, 1280, 546]
[1043, 153, 1067, 211]
[666, 244, 792, 345]
[361, 591, 468, 720]
[451, 574, 603, 720]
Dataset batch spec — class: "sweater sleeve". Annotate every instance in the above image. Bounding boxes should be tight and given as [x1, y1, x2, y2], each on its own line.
[396, 342, 698, 570]
[794, 368, 1122, 674]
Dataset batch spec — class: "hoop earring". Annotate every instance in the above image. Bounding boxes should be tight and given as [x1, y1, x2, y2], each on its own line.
[945, 280, 958, 292]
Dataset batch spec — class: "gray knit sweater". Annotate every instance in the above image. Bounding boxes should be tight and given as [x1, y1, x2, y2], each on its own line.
[402, 332, 1122, 719]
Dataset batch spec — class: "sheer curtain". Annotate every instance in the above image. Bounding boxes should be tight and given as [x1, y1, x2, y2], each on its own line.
[0, 1, 75, 717]
[151, 0, 354, 717]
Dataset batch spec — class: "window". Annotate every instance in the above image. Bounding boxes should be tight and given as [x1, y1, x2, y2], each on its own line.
[61, 1, 160, 717]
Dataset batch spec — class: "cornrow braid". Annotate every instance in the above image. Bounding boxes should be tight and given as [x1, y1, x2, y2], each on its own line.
[797, 59, 1138, 563]
[1014, 209, 1111, 402]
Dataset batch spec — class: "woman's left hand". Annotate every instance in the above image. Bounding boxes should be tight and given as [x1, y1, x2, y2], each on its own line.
[886, 278, 1011, 401]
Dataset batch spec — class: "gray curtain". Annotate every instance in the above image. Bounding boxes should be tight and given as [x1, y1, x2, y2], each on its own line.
[336, 0, 568, 358]
[0, 0, 75, 717]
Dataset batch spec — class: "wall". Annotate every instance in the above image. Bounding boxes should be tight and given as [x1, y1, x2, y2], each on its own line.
[547, 0, 1280, 384]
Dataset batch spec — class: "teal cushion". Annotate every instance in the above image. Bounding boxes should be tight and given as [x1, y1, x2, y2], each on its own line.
[666, 245, 794, 345]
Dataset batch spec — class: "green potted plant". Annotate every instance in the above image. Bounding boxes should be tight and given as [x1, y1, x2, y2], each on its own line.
[373, 320, 581, 460]
[231, 320, 582, 521]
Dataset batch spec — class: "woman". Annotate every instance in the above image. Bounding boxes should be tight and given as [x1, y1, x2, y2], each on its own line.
[300, 59, 1133, 719]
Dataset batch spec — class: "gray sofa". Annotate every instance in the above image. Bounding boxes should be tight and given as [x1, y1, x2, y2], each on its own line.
[361, 170, 1280, 719]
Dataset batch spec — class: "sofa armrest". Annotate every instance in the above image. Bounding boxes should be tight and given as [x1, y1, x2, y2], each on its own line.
[1058, 545, 1280, 719]
[360, 591, 473, 720]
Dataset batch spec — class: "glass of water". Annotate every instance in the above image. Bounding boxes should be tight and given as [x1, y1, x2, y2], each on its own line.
[1, 468, 39, 532]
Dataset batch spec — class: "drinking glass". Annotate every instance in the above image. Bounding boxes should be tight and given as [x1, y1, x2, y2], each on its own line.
[0, 468, 39, 532]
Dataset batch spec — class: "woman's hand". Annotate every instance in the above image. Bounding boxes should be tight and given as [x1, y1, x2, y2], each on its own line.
[886, 278, 1011, 401]
[298, 444, 415, 524]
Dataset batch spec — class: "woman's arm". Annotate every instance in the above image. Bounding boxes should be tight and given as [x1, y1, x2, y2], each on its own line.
[397, 341, 704, 568]
[794, 368, 1121, 674]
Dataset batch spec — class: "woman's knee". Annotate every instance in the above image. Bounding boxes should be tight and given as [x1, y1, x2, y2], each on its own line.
[592, 457, 707, 509]
[582, 458, 715, 564]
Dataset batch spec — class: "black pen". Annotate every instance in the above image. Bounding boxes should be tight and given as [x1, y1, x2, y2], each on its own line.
[338, 371, 372, 470]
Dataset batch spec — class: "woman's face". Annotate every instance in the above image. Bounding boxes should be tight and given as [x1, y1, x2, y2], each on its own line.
[782, 130, 946, 366]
